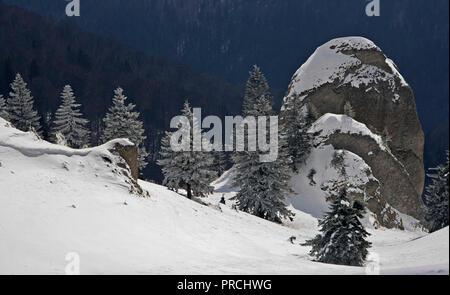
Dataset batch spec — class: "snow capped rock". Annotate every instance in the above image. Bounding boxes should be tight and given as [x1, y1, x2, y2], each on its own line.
[284, 36, 408, 101]
[287, 138, 404, 229]
[309, 114, 385, 150]
[281, 36, 425, 222]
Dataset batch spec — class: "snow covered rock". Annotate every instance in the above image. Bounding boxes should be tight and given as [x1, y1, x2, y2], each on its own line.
[288, 134, 404, 229]
[282, 37, 426, 222]
[284, 37, 425, 200]
[311, 114, 425, 220]
[0, 117, 145, 198]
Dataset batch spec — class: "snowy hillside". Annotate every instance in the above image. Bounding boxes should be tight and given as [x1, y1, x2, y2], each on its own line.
[0, 118, 448, 274]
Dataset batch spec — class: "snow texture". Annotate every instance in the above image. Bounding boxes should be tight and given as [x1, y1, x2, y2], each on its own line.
[0, 118, 448, 274]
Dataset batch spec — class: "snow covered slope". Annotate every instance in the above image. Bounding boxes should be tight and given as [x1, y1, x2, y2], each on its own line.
[0, 118, 448, 274]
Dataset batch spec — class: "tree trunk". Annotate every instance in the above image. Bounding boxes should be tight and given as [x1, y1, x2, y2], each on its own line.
[186, 183, 192, 199]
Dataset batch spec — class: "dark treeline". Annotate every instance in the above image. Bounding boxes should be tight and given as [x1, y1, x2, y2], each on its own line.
[0, 2, 243, 181]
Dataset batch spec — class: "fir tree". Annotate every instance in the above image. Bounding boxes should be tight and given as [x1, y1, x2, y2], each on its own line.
[102, 87, 148, 171]
[232, 92, 294, 223]
[242, 65, 272, 116]
[51, 85, 90, 148]
[158, 100, 217, 199]
[212, 152, 228, 177]
[303, 188, 372, 266]
[280, 99, 312, 172]
[6, 73, 41, 133]
[0, 94, 8, 121]
[424, 151, 449, 232]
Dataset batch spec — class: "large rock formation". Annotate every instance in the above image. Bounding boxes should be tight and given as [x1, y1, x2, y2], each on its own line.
[283, 37, 426, 223]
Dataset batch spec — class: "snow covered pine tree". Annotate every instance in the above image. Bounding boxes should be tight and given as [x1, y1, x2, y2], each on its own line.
[6, 73, 41, 134]
[302, 188, 372, 266]
[242, 65, 272, 117]
[0, 94, 8, 120]
[424, 151, 449, 233]
[158, 100, 217, 199]
[212, 151, 227, 177]
[280, 97, 312, 172]
[102, 87, 148, 171]
[51, 85, 90, 148]
[232, 66, 294, 223]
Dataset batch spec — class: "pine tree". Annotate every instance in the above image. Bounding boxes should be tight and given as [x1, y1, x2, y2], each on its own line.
[212, 152, 227, 177]
[158, 100, 217, 199]
[0, 94, 8, 121]
[51, 85, 90, 148]
[6, 73, 41, 133]
[232, 91, 294, 223]
[424, 151, 449, 233]
[102, 87, 148, 171]
[242, 65, 272, 117]
[280, 99, 312, 172]
[303, 188, 372, 266]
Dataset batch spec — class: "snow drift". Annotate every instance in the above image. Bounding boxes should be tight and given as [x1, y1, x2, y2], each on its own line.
[0, 118, 448, 274]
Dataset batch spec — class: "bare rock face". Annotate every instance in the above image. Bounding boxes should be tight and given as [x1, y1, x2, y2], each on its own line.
[113, 143, 139, 181]
[284, 37, 424, 197]
[106, 141, 146, 197]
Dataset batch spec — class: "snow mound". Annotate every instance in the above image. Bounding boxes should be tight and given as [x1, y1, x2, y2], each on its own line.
[0, 118, 133, 158]
[285, 36, 408, 101]
[0, 118, 142, 198]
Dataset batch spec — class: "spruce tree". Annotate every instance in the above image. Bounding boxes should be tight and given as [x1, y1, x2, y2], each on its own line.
[424, 151, 449, 232]
[303, 189, 372, 266]
[212, 151, 227, 177]
[102, 87, 148, 171]
[0, 94, 8, 121]
[232, 90, 294, 223]
[242, 65, 272, 117]
[51, 85, 90, 148]
[280, 99, 312, 172]
[6, 73, 41, 133]
[158, 100, 217, 199]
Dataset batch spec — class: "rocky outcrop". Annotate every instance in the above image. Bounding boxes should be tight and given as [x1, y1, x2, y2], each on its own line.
[283, 37, 426, 223]
[113, 143, 139, 181]
[326, 132, 425, 220]
[284, 37, 425, 197]
[107, 142, 146, 197]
